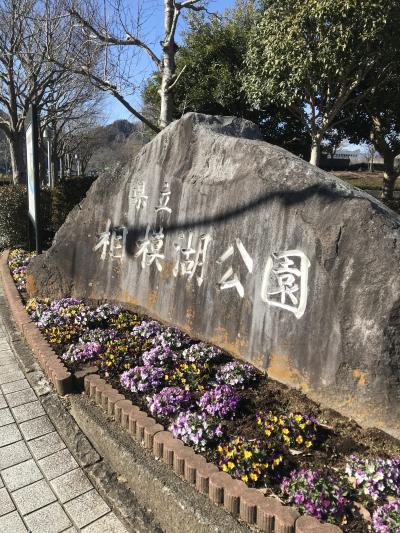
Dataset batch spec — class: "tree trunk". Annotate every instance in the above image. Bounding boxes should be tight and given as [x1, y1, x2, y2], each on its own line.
[38, 141, 47, 187]
[65, 153, 71, 177]
[8, 131, 26, 184]
[369, 158, 374, 172]
[50, 138, 58, 188]
[381, 155, 398, 200]
[159, 76, 174, 129]
[309, 136, 322, 166]
[81, 158, 88, 176]
[159, 0, 176, 129]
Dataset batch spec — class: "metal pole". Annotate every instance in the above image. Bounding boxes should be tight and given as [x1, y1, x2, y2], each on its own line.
[59, 157, 64, 180]
[47, 137, 52, 187]
[25, 105, 42, 254]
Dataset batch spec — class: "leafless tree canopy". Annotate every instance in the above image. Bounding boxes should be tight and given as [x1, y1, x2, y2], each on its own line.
[0, 0, 103, 183]
[65, 0, 211, 131]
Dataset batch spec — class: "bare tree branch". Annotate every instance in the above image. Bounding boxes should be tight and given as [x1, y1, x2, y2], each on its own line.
[167, 64, 186, 92]
[69, 8, 161, 66]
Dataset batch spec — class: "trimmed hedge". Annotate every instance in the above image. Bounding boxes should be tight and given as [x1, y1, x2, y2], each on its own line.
[0, 177, 96, 251]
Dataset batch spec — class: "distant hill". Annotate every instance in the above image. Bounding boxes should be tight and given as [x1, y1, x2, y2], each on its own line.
[91, 119, 137, 145]
[85, 119, 152, 173]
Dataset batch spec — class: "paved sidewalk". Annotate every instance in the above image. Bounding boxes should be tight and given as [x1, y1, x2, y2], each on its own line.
[0, 289, 129, 532]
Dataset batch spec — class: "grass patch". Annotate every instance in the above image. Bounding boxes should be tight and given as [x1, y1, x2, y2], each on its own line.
[330, 171, 400, 191]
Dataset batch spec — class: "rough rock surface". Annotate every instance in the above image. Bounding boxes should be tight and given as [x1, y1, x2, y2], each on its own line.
[27, 113, 400, 438]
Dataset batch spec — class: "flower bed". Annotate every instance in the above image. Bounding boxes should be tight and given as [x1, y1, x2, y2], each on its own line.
[7, 249, 400, 532]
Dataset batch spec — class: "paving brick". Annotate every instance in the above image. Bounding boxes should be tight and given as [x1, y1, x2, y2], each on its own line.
[0, 343, 11, 351]
[38, 448, 78, 480]
[2, 459, 43, 491]
[0, 363, 20, 375]
[0, 347, 11, 355]
[1, 379, 30, 394]
[20, 415, 54, 441]
[24, 502, 71, 533]
[12, 479, 57, 516]
[0, 510, 27, 532]
[61, 528, 78, 533]
[0, 341, 10, 350]
[0, 407, 13, 426]
[0, 423, 22, 447]
[11, 400, 45, 422]
[5, 388, 37, 407]
[82, 512, 129, 533]
[0, 369, 25, 385]
[0, 355, 15, 366]
[0, 393, 6, 409]
[50, 468, 93, 504]
[0, 362, 16, 373]
[0, 440, 31, 470]
[28, 431, 66, 460]
[0, 477, 3, 488]
[0, 487, 15, 516]
[64, 489, 110, 528]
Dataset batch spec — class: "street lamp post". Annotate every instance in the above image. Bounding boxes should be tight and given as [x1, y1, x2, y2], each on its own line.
[75, 153, 81, 176]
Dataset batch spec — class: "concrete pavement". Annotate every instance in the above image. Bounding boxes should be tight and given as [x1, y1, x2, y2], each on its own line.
[0, 283, 130, 533]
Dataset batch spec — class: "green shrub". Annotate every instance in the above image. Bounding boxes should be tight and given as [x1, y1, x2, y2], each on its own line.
[0, 174, 12, 185]
[0, 185, 29, 250]
[0, 177, 96, 251]
[51, 176, 95, 234]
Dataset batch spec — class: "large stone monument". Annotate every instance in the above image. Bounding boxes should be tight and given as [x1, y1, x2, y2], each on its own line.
[27, 113, 400, 438]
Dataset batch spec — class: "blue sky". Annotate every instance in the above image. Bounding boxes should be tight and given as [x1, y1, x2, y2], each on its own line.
[104, 0, 236, 123]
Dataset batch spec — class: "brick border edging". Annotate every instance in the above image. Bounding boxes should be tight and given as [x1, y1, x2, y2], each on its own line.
[0, 250, 73, 396]
[0, 249, 342, 533]
[85, 374, 342, 533]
